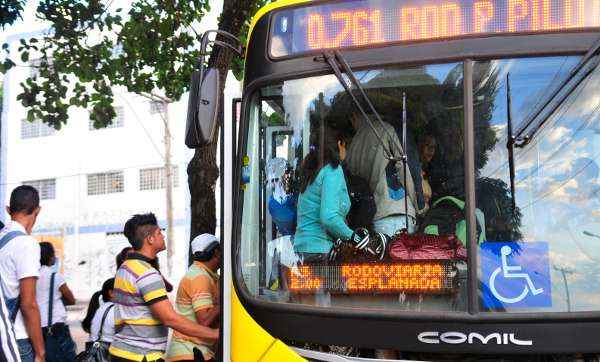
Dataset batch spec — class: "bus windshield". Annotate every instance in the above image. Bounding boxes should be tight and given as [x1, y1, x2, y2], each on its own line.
[239, 55, 600, 313]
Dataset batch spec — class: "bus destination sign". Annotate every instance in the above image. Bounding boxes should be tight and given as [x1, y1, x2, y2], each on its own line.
[270, 0, 600, 57]
[288, 262, 456, 294]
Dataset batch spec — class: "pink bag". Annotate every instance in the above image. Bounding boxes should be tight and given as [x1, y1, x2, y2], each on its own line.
[389, 231, 467, 261]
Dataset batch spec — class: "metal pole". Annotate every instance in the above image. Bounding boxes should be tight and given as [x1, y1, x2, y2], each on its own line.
[464, 59, 478, 314]
[163, 102, 174, 276]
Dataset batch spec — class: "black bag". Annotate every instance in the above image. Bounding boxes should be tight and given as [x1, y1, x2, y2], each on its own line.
[345, 171, 377, 230]
[76, 304, 114, 362]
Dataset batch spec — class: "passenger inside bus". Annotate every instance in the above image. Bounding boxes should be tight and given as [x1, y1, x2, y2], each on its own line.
[267, 157, 297, 237]
[346, 112, 418, 236]
[417, 133, 437, 210]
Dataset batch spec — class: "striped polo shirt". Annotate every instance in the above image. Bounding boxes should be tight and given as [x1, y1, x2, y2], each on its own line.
[109, 253, 169, 362]
[165, 262, 219, 361]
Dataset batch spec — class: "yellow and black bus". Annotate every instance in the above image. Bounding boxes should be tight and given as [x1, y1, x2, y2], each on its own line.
[202, 0, 600, 360]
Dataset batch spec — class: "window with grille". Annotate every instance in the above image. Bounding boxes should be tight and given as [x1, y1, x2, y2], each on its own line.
[87, 171, 124, 195]
[89, 106, 124, 130]
[149, 100, 166, 115]
[139, 166, 179, 191]
[21, 119, 56, 139]
[22, 179, 56, 200]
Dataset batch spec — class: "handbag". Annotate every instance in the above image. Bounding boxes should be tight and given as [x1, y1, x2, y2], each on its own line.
[389, 231, 467, 261]
[76, 304, 114, 362]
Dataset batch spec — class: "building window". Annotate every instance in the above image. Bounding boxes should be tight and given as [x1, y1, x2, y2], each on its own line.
[139, 166, 179, 191]
[87, 171, 124, 195]
[21, 119, 56, 139]
[22, 179, 56, 200]
[149, 100, 166, 115]
[89, 106, 124, 130]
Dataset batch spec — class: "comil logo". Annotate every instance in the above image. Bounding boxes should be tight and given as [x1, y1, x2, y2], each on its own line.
[417, 331, 533, 346]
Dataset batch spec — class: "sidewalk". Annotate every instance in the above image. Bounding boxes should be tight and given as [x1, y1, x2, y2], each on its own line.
[66, 301, 89, 353]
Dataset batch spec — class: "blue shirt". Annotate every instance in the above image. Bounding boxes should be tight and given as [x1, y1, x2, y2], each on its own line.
[294, 165, 354, 254]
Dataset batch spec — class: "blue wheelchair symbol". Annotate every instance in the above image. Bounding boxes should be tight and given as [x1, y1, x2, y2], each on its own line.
[480, 242, 552, 309]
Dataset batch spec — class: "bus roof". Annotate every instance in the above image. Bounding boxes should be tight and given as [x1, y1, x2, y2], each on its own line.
[248, 0, 310, 45]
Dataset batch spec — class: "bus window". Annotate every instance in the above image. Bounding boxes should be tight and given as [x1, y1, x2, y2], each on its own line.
[475, 55, 600, 312]
[240, 63, 471, 311]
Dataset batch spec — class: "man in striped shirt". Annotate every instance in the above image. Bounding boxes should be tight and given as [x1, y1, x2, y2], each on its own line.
[165, 234, 220, 362]
[109, 214, 218, 362]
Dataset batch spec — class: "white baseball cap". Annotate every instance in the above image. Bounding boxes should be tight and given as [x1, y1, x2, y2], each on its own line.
[191, 233, 220, 254]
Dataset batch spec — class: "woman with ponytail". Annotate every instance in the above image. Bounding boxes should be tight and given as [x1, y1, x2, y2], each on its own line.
[294, 126, 366, 260]
[82, 278, 115, 345]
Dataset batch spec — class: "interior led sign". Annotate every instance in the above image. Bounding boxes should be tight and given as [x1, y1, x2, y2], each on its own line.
[269, 0, 600, 57]
[288, 262, 456, 294]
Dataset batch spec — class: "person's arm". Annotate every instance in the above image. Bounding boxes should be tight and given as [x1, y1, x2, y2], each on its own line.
[19, 277, 45, 362]
[195, 306, 220, 327]
[59, 284, 76, 306]
[149, 300, 218, 340]
[320, 167, 354, 240]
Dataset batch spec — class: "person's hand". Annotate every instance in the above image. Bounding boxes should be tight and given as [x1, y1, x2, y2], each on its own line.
[212, 328, 220, 340]
[350, 228, 370, 250]
[368, 232, 388, 260]
[328, 238, 344, 261]
[34, 353, 45, 362]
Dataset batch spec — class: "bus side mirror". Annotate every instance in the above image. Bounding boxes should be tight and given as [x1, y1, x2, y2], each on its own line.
[185, 67, 220, 148]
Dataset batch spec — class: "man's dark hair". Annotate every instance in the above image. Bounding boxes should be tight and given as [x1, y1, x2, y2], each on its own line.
[9, 185, 40, 215]
[40, 242, 55, 266]
[193, 242, 220, 262]
[123, 213, 158, 250]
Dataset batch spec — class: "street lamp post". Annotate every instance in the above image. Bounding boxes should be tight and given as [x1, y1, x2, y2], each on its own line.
[553, 264, 575, 312]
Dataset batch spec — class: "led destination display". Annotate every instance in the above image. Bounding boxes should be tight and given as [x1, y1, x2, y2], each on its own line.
[288, 262, 456, 294]
[270, 0, 600, 57]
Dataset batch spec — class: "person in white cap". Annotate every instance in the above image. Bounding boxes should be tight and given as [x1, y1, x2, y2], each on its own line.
[165, 234, 220, 362]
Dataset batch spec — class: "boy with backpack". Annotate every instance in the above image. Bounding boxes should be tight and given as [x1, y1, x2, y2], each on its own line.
[0, 186, 45, 362]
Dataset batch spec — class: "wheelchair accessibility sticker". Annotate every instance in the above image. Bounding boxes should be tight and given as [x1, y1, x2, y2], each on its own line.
[480, 242, 551, 309]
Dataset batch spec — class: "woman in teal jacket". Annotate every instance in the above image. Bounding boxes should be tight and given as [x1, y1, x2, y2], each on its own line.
[294, 127, 356, 263]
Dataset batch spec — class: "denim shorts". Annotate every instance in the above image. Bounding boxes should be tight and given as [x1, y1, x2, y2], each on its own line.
[43, 323, 77, 362]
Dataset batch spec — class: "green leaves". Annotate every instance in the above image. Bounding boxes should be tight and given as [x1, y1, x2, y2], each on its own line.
[3, 0, 270, 133]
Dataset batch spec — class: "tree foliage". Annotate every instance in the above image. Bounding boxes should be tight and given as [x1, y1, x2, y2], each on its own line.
[2, 1, 213, 130]
[0, 1, 25, 29]
[1, 0, 271, 242]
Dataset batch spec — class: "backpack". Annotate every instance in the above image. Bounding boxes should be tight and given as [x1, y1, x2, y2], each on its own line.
[0, 230, 27, 323]
[345, 171, 377, 230]
[419, 196, 485, 246]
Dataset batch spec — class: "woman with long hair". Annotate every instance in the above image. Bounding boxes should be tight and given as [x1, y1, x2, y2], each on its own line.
[37, 242, 77, 362]
[82, 278, 115, 345]
[294, 126, 376, 266]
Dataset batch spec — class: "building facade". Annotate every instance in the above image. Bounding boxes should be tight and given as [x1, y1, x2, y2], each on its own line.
[0, 27, 239, 297]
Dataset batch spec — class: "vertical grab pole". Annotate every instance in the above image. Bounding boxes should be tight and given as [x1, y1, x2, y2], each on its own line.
[402, 93, 410, 231]
[464, 59, 478, 315]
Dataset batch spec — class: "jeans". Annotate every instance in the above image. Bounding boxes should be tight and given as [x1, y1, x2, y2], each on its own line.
[42, 323, 77, 362]
[373, 215, 415, 236]
[16, 338, 34, 362]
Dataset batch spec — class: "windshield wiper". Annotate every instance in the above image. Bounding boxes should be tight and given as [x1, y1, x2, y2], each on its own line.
[506, 73, 517, 214]
[320, 50, 412, 228]
[514, 36, 600, 147]
[319, 50, 406, 162]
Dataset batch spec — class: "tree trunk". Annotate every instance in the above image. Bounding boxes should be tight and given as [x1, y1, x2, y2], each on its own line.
[187, 0, 259, 254]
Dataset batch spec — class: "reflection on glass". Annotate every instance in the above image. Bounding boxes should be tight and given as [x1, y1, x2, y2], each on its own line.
[240, 63, 468, 311]
[476, 55, 600, 312]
